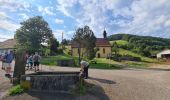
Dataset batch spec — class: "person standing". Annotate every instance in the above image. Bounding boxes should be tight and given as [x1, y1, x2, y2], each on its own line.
[80, 60, 89, 79]
[4, 51, 14, 77]
[33, 52, 41, 72]
[28, 54, 33, 69]
[1, 52, 7, 70]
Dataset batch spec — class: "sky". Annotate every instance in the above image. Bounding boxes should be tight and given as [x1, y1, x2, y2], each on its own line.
[0, 0, 170, 42]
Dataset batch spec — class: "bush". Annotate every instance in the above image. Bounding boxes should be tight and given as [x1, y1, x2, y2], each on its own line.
[111, 54, 141, 62]
[120, 55, 141, 61]
[57, 48, 63, 54]
[111, 54, 122, 62]
[8, 85, 24, 96]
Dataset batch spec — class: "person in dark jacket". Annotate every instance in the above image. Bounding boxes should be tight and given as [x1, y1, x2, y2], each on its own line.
[80, 60, 89, 79]
[4, 51, 14, 77]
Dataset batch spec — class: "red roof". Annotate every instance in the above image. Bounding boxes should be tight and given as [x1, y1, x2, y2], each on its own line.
[95, 38, 111, 47]
[71, 38, 111, 48]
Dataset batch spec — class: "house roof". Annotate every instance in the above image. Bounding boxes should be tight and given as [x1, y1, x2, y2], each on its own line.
[0, 39, 16, 49]
[157, 49, 170, 55]
[71, 38, 111, 48]
[95, 38, 111, 47]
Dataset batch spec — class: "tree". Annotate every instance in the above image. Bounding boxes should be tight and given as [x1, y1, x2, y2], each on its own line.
[83, 26, 96, 60]
[73, 25, 96, 65]
[61, 39, 70, 45]
[15, 16, 53, 53]
[112, 42, 119, 56]
[48, 37, 59, 55]
[14, 16, 53, 79]
[103, 29, 107, 39]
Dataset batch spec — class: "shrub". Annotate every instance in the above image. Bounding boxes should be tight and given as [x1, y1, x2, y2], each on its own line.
[57, 48, 63, 54]
[8, 85, 24, 96]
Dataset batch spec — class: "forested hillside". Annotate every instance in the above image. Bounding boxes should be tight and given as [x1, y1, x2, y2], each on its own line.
[108, 34, 170, 57]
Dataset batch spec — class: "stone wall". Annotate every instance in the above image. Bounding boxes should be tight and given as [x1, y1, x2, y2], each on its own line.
[21, 71, 80, 92]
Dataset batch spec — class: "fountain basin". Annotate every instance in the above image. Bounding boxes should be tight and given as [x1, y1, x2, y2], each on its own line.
[21, 71, 80, 93]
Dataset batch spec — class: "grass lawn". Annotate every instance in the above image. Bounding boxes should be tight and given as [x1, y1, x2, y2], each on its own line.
[40, 55, 73, 66]
[40, 55, 124, 69]
[110, 40, 129, 46]
[122, 61, 148, 68]
[118, 48, 158, 63]
[40, 53, 157, 69]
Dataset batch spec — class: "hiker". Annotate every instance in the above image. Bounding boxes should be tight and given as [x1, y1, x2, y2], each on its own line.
[33, 52, 41, 72]
[25, 53, 29, 70]
[80, 60, 89, 79]
[28, 54, 33, 69]
[1, 52, 7, 70]
[4, 51, 14, 77]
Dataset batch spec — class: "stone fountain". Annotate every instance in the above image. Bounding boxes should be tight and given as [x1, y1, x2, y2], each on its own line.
[20, 71, 80, 93]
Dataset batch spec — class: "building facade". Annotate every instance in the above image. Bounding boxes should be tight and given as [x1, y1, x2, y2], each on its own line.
[157, 49, 170, 59]
[71, 38, 112, 58]
[0, 39, 16, 55]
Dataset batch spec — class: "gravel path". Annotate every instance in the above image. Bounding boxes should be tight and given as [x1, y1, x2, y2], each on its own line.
[1, 63, 170, 100]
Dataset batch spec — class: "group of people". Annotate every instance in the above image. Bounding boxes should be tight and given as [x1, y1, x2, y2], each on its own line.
[0, 51, 14, 77]
[0, 50, 89, 78]
[26, 52, 41, 72]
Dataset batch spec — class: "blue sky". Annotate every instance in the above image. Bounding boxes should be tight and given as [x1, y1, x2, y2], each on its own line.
[0, 0, 170, 42]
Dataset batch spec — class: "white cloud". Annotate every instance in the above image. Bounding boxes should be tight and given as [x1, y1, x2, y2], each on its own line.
[56, 0, 170, 38]
[55, 18, 64, 24]
[0, 0, 31, 12]
[165, 20, 170, 28]
[56, 0, 77, 17]
[0, 12, 10, 20]
[53, 30, 74, 42]
[19, 13, 29, 20]
[0, 20, 20, 32]
[124, 0, 170, 37]
[0, 33, 14, 41]
[38, 6, 55, 16]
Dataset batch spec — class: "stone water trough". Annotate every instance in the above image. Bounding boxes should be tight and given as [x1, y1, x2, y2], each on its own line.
[21, 71, 80, 93]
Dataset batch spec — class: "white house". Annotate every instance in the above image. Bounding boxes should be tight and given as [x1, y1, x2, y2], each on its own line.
[0, 39, 16, 55]
[157, 49, 170, 59]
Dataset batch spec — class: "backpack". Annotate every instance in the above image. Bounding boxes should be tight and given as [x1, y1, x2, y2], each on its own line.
[34, 55, 39, 62]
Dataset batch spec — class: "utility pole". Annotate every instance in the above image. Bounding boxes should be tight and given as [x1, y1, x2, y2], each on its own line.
[62, 32, 64, 49]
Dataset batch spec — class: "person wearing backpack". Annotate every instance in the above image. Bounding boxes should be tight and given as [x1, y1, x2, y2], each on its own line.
[28, 54, 33, 69]
[33, 52, 41, 72]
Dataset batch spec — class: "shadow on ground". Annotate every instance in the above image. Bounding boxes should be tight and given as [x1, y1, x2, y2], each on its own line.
[89, 77, 116, 84]
[3, 81, 110, 100]
[27, 91, 76, 100]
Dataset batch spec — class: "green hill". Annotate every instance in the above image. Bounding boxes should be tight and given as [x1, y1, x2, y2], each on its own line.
[110, 40, 129, 46]
[108, 34, 170, 56]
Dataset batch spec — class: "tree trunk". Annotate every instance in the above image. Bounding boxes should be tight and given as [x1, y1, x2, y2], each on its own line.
[13, 51, 26, 78]
[78, 43, 81, 66]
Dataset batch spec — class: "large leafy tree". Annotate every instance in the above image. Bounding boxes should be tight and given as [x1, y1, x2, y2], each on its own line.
[15, 16, 53, 52]
[13, 16, 53, 79]
[112, 42, 119, 56]
[48, 37, 59, 55]
[73, 25, 96, 65]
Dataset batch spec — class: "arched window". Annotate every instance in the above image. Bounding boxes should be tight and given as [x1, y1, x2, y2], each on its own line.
[103, 48, 105, 54]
